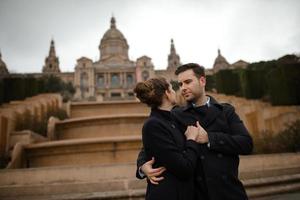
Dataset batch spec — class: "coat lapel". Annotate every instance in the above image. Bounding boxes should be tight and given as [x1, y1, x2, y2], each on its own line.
[201, 104, 222, 128]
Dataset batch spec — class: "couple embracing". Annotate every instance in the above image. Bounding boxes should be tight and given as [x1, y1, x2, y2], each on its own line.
[134, 63, 253, 200]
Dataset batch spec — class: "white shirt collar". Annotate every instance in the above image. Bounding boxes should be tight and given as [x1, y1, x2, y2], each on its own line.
[192, 96, 210, 108]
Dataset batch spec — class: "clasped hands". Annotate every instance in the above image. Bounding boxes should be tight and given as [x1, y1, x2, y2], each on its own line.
[185, 121, 209, 144]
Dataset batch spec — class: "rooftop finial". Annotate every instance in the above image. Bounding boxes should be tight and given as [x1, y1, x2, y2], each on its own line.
[218, 48, 221, 55]
[110, 16, 116, 29]
[170, 38, 176, 54]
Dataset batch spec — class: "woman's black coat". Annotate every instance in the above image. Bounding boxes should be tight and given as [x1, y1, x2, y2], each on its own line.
[141, 108, 200, 200]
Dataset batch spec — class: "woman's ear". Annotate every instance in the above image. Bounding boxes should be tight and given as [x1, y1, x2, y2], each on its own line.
[165, 89, 171, 100]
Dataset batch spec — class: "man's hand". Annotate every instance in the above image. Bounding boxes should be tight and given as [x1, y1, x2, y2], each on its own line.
[141, 157, 166, 185]
[195, 121, 209, 144]
[185, 125, 199, 141]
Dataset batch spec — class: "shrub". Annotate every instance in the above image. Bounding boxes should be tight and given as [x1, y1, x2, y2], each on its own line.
[253, 120, 300, 154]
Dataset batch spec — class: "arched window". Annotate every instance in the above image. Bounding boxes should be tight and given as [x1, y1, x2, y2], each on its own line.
[142, 70, 149, 81]
[111, 73, 120, 87]
[97, 74, 104, 88]
[80, 72, 88, 89]
[127, 74, 134, 86]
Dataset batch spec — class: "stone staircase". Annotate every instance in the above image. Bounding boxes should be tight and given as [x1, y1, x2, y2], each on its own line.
[0, 163, 145, 200]
[1, 154, 300, 200]
[1, 151, 300, 199]
[1, 100, 300, 199]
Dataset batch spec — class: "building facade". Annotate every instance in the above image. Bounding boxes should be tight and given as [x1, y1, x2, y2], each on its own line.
[72, 17, 181, 101]
[0, 17, 249, 101]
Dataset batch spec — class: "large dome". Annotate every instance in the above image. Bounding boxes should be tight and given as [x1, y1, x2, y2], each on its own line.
[102, 23, 126, 41]
[98, 17, 129, 63]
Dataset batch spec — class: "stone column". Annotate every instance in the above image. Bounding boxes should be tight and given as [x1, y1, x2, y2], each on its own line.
[118, 72, 124, 87]
[124, 72, 127, 88]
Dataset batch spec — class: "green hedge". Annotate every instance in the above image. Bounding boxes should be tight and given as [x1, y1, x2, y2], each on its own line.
[0, 79, 3, 105]
[205, 75, 216, 92]
[267, 63, 300, 105]
[0, 75, 75, 105]
[240, 69, 265, 99]
[215, 69, 241, 96]
[213, 55, 300, 105]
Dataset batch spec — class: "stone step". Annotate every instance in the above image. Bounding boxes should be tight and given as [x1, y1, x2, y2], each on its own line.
[55, 114, 147, 140]
[1, 174, 300, 200]
[245, 174, 300, 198]
[1, 155, 300, 199]
[0, 189, 146, 200]
[239, 153, 300, 179]
[0, 163, 145, 199]
[0, 179, 146, 199]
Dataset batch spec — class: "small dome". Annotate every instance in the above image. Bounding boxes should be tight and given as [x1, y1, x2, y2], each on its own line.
[213, 49, 230, 72]
[214, 49, 229, 64]
[0, 52, 9, 75]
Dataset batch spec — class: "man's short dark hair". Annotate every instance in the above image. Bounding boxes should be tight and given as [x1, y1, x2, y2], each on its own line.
[175, 63, 205, 78]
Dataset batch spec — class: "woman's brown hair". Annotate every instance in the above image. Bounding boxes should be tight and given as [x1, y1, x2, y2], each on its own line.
[134, 78, 169, 108]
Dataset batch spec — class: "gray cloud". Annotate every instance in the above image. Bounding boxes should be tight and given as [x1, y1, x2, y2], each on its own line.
[0, 0, 299, 73]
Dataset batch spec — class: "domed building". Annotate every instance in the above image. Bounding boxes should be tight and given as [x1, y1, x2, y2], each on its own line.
[73, 17, 180, 101]
[0, 17, 196, 101]
[0, 51, 9, 77]
[212, 49, 249, 73]
[212, 49, 230, 72]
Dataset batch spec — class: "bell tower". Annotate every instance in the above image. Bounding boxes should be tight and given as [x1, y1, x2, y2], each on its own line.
[42, 39, 61, 73]
[167, 39, 181, 70]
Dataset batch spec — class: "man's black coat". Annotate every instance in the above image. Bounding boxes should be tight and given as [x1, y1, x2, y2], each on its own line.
[137, 96, 253, 200]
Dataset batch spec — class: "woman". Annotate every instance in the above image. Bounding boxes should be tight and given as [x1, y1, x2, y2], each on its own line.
[134, 78, 201, 200]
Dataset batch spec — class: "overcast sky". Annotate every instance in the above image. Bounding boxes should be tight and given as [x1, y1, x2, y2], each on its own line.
[0, 0, 299, 73]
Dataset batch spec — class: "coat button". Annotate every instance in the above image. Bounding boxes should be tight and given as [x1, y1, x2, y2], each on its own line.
[197, 176, 203, 182]
[217, 153, 223, 158]
[200, 155, 205, 160]
[222, 175, 228, 180]
[171, 124, 176, 128]
[219, 140, 225, 145]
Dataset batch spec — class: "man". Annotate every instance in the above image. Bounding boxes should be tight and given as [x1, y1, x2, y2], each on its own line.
[136, 63, 253, 200]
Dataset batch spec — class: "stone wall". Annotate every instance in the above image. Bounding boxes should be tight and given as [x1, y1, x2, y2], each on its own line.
[70, 93, 300, 137]
[209, 92, 300, 136]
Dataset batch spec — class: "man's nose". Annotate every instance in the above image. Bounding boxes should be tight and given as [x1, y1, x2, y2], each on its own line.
[181, 85, 187, 92]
